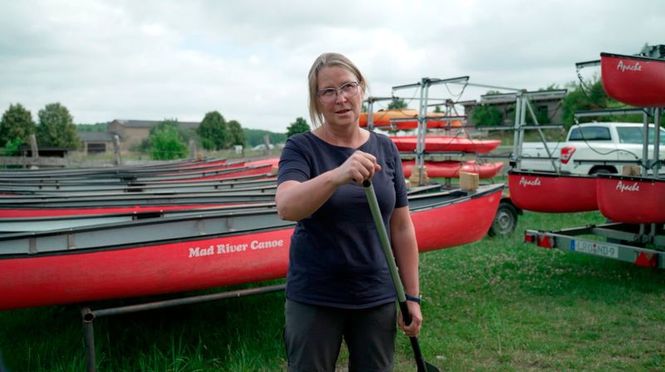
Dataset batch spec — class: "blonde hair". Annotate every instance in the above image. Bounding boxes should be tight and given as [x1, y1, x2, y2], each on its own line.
[307, 52, 367, 128]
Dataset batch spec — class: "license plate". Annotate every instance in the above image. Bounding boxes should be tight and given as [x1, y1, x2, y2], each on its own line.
[572, 241, 619, 258]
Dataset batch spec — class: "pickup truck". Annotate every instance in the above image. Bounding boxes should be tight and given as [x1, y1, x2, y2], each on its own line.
[518, 122, 665, 175]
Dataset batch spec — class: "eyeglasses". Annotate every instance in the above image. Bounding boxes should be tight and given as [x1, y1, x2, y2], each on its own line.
[317, 81, 360, 103]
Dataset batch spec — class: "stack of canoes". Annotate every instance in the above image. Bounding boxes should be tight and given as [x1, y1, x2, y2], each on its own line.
[0, 156, 504, 310]
[359, 109, 463, 130]
[391, 135, 504, 179]
[508, 51, 665, 220]
[360, 109, 504, 180]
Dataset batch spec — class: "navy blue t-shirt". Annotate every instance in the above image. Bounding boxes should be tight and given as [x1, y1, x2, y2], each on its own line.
[277, 130, 408, 309]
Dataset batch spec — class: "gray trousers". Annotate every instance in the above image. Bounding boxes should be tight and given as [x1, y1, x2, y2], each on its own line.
[284, 299, 396, 372]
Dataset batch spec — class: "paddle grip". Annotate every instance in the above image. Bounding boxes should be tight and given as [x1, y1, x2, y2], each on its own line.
[399, 300, 412, 326]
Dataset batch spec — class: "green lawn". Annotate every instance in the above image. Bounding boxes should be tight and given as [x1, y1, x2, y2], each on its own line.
[1, 211, 663, 371]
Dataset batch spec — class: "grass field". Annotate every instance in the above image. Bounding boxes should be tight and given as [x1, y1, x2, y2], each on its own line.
[1, 210, 664, 371]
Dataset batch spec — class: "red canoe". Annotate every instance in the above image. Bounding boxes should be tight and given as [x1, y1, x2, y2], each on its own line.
[600, 52, 665, 107]
[360, 109, 463, 129]
[391, 136, 501, 154]
[508, 170, 598, 212]
[596, 175, 665, 223]
[0, 184, 503, 310]
[402, 160, 504, 179]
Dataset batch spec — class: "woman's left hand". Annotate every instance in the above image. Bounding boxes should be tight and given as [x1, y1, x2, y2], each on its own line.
[398, 301, 422, 337]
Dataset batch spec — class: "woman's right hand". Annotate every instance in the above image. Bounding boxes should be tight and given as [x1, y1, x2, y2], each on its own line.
[334, 151, 382, 185]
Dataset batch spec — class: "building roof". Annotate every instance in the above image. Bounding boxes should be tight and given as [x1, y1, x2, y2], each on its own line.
[78, 132, 115, 142]
[111, 120, 200, 129]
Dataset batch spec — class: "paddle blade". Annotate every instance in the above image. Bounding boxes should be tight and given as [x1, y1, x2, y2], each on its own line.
[424, 361, 440, 372]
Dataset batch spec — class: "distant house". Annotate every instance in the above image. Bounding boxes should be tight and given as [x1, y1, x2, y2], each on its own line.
[461, 89, 567, 126]
[18, 145, 69, 158]
[108, 120, 200, 152]
[78, 132, 116, 154]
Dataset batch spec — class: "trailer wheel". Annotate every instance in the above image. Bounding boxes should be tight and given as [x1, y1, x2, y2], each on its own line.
[488, 201, 518, 237]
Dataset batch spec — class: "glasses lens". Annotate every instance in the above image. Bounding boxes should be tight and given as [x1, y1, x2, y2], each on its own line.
[341, 82, 359, 97]
[318, 82, 359, 102]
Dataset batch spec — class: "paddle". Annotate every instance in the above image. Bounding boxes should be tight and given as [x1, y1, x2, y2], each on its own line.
[362, 180, 439, 372]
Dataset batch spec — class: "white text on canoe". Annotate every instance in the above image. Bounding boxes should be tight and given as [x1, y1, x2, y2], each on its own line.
[188, 239, 285, 258]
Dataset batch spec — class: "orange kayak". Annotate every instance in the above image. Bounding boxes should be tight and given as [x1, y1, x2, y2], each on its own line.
[391, 136, 501, 154]
[360, 109, 463, 129]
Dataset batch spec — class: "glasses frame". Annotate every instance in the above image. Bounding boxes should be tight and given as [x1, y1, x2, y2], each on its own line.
[317, 81, 360, 103]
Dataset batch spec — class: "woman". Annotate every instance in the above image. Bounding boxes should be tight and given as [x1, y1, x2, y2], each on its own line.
[276, 52, 422, 372]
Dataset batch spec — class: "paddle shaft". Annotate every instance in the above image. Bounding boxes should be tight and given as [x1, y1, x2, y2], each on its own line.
[362, 180, 435, 372]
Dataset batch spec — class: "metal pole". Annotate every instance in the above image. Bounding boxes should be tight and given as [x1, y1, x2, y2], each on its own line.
[525, 97, 557, 172]
[81, 307, 97, 372]
[653, 108, 661, 177]
[642, 109, 651, 177]
[511, 93, 523, 169]
[367, 100, 375, 131]
[79, 284, 285, 371]
[518, 93, 528, 168]
[416, 78, 431, 186]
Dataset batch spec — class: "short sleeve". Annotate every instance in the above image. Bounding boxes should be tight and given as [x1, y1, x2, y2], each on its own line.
[277, 136, 311, 185]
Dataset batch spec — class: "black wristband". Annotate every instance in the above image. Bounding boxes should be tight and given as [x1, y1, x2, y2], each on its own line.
[405, 294, 421, 304]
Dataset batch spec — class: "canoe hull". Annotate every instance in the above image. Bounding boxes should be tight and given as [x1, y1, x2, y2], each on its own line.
[402, 160, 503, 179]
[0, 186, 502, 310]
[508, 170, 598, 212]
[600, 52, 665, 107]
[597, 175, 665, 223]
[359, 110, 463, 129]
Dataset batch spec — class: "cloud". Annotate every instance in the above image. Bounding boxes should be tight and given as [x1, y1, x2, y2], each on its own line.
[1, 0, 663, 132]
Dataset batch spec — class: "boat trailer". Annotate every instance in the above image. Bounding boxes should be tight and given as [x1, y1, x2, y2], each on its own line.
[524, 222, 664, 269]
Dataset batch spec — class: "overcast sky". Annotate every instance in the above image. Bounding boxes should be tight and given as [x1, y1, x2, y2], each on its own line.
[1, 0, 663, 132]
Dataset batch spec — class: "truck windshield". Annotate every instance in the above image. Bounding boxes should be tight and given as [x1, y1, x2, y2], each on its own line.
[616, 126, 665, 144]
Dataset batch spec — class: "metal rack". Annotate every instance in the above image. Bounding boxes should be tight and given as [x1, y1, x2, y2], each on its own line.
[391, 76, 470, 185]
[523, 105, 664, 268]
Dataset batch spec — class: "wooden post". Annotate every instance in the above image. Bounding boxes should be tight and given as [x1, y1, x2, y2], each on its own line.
[189, 139, 197, 160]
[263, 134, 272, 156]
[29, 134, 39, 159]
[408, 165, 429, 186]
[28, 134, 39, 169]
[112, 135, 122, 166]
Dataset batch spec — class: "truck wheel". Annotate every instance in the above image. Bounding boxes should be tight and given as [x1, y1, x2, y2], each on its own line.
[589, 167, 615, 175]
[488, 201, 518, 237]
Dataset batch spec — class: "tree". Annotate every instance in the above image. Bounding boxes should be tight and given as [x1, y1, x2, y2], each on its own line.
[198, 111, 228, 150]
[286, 117, 310, 138]
[36, 103, 79, 149]
[243, 128, 287, 147]
[561, 79, 610, 128]
[76, 123, 108, 132]
[227, 120, 245, 146]
[388, 98, 408, 110]
[471, 104, 503, 127]
[0, 103, 36, 147]
[150, 118, 193, 144]
[2, 138, 24, 156]
[149, 120, 187, 160]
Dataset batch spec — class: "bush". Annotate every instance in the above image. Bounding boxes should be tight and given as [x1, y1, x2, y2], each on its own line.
[150, 126, 187, 160]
